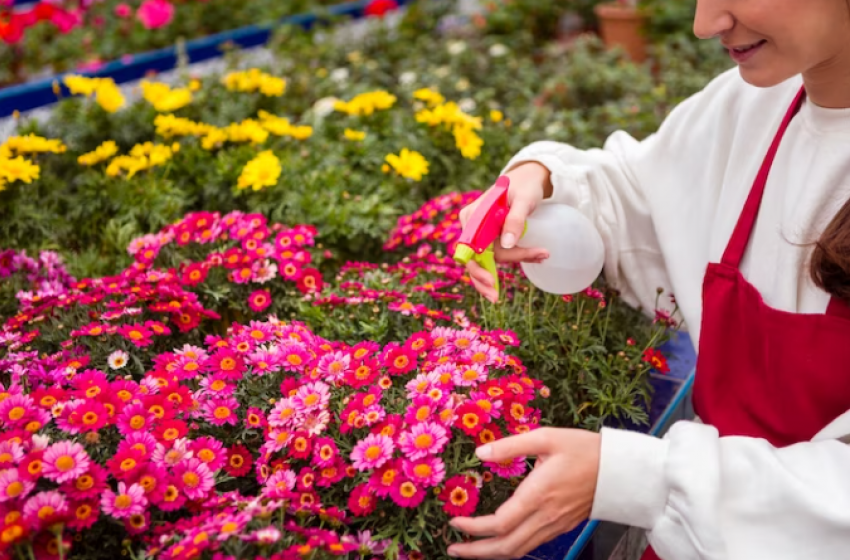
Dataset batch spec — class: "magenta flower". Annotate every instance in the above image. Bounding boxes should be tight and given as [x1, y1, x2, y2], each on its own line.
[453, 363, 488, 387]
[351, 433, 394, 472]
[137, 0, 174, 29]
[398, 421, 448, 460]
[247, 289, 272, 312]
[317, 351, 351, 381]
[390, 478, 426, 508]
[262, 469, 296, 499]
[0, 468, 35, 503]
[189, 437, 226, 472]
[173, 458, 214, 500]
[117, 403, 155, 437]
[114, 3, 133, 18]
[312, 437, 338, 468]
[485, 456, 528, 478]
[402, 457, 446, 488]
[42, 441, 91, 484]
[101, 482, 147, 520]
[202, 396, 240, 427]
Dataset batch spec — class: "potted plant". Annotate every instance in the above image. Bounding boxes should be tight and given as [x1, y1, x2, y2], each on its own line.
[593, 0, 647, 62]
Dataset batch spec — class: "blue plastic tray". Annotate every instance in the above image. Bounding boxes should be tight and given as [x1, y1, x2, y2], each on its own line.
[525, 331, 697, 560]
[0, 0, 410, 117]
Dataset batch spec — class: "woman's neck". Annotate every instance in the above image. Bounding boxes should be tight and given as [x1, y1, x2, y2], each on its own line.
[803, 46, 850, 109]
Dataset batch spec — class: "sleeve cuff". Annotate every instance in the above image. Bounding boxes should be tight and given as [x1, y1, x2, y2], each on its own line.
[590, 427, 670, 529]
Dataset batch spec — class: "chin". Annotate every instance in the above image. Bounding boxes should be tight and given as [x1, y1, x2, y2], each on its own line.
[737, 66, 793, 89]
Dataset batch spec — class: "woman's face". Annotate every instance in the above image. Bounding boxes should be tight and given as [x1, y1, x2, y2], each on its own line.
[694, 0, 850, 88]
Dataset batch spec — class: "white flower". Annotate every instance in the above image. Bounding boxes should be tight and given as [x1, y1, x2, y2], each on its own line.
[330, 68, 349, 83]
[489, 44, 509, 57]
[545, 122, 563, 135]
[108, 349, 129, 370]
[312, 96, 339, 118]
[253, 260, 278, 284]
[459, 98, 477, 112]
[519, 119, 533, 131]
[434, 66, 451, 78]
[399, 71, 417, 85]
[447, 40, 467, 55]
[32, 434, 51, 450]
[455, 78, 470, 92]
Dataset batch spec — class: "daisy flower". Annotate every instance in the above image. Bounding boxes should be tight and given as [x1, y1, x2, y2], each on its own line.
[485, 456, 528, 478]
[124, 511, 151, 535]
[262, 469, 296, 499]
[402, 456, 446, 488]
[439, 475, 479, 516]
[60, 464, 108, 500]
[390, 478, 425, 508]
[292, 381, 330, 413]
[153, 477, 186, 511]
[118, 324, 154, 347]
[202, 396, 239, 427]
[67, 499, 100, 531]
[453, 363, 488, 387]
[317, 351, 351, 382]
[23, 490, 69, 529]
[383, 347, 417, 375]
[247, 289, 272, 312]
[101, 482, 147, 520]
[351, 433, 394, 472]
[398, 422, 448, 460]
[267, 398, 299, 429]
[279, 343, 310, 372]
[312, 437, 338, 468]
[454, 402, 486, 436]
[244, 407, 266, 430]
[116, 403, 155, 437]
[107, 350, 129, 370]
[224, 445, 252, 477]
[206, 348, 246, 381]
[173, 458, 214, 500]
[42, 441, 91, 484]
[347, 484, 377, 517]
[0, 468, 35, 502]
[189, 437, 226, 472]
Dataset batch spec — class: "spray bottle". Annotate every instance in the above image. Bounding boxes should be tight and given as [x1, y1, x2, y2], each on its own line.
[452, 175, 605, 298]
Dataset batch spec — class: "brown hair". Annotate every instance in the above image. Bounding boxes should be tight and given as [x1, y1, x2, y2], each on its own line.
[811, 200, 850, 304]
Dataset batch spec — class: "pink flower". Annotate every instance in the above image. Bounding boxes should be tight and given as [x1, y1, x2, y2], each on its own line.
[202, 396, 239, 427]
[453, 363, 488, 387]
[262, 469, 296, 499]
[485, 456, 527, 478]
[292, 381, 330, 413]
[398, 421, 448, 460]
[173, 458, 214, 500]
[312, 437, 338, 468]
[440, 475, 479, 516]
[390, 478, 425, 508]
[402, 457, 445, 488]
[117, 403, 155, 437]
[101, 482, 147, 520]
[0, 468, 34, 503]
[189, 437, 226, 472]
[137, 0, 174, 29]
[247, 289, 272, 313]
[317, 351, 351, 382]
[42, 441, 91, 484]
[115, 3, 133, 18]
[351, 433, 394, 472]
[23, 490, 69, 529]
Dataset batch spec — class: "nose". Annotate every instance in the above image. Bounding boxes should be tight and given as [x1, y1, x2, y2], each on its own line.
[693, 0, 735, 40]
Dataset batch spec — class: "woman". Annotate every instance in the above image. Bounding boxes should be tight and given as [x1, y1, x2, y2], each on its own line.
[446, 0, 850, 559]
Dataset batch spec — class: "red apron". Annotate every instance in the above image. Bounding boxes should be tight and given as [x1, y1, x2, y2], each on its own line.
[641, 86, 850, 560]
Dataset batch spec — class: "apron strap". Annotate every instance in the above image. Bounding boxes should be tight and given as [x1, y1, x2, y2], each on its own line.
[721, 86, 807, 268]
[826, 297, 850, 320]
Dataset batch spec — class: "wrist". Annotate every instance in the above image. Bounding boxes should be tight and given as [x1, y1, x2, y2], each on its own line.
[507, 161, 554, 199]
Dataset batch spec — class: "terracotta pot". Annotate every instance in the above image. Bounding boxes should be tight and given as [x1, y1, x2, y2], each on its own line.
[593, 2, 647, 63]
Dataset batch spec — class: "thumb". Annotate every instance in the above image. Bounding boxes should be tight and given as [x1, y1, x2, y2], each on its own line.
[476, 427, 553, 462]
[500, 197, 533, 250]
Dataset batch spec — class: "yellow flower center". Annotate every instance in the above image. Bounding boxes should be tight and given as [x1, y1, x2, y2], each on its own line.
[55, 455, 75, 472]
[114, 495, 132, 509]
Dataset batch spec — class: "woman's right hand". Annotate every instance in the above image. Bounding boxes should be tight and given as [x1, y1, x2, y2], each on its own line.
[458, 162, 554, 302]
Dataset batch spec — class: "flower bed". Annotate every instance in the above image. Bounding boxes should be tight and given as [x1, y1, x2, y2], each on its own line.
[0, 0, 352, 87]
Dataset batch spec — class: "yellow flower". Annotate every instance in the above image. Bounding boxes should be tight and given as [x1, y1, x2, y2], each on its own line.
[237, 150, 281, 191]
[413, 88, 445, 107]
[384, 149, 429, 181]
[201, 129, 229, 151]
[226, 120, 269, 145]
[0, 156, 40, 184]
[94, 80, 125, 113]
[154, 114, 215, 138]
[453, 125, 483, 160]
[78, 141, 119, 166]
[490, 109, 504, 123]
[189, 78, 202, 92]
[343, 129, 366, 141]
[1, 135, 66, 156]
[141, 81, 193, 112]
[223, 69, 286, 97]
[62, 75, 125, 112]
[288, 126, 313, 140]
[106, 155, 148, 179]
[334, 91, 397, 116]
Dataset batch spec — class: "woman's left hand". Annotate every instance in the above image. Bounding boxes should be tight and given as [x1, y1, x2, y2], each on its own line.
[447, 427, 602, 559]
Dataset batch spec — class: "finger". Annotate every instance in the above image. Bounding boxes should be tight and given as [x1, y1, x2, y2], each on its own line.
[500, 197, 533, 250]
[476, 427, 554, 462]
[466, 260, 498, 303]
[493, 245, 549, 264]
[448, 509, 550, 560]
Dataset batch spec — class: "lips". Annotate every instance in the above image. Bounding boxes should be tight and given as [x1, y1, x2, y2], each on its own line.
[726, 39, 767, 53]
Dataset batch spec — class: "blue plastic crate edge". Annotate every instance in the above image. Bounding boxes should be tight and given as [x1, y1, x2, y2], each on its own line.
[0, 0, 409, 117]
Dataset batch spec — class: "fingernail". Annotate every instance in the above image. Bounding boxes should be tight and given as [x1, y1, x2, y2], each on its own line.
[447, 548, 458, 557]
[476, 444, 492, 460]
[501, 233, 516, 249]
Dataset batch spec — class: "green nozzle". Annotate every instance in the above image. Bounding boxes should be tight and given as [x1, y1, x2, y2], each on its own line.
[453, 244, 474, 266]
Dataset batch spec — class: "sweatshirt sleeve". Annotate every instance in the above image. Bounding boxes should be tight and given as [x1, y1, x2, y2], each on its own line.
[590, 412, 850, 559]
[499, 67, 761, 320]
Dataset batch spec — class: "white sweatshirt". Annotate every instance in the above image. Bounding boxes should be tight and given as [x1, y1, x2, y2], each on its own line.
[503, 67, 850, 559]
